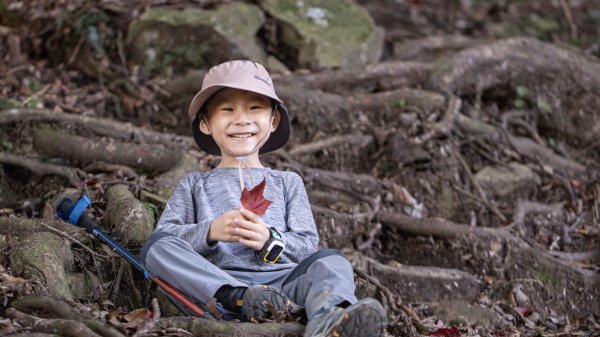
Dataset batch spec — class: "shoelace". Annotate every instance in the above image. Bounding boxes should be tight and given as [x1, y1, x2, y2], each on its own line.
[236, 156, 255, 192]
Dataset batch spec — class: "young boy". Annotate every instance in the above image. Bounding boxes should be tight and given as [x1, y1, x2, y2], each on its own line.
[140, 60, 387, 336]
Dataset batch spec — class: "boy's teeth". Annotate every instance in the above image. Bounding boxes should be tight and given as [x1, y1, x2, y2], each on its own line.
[231, 133, 253, 139]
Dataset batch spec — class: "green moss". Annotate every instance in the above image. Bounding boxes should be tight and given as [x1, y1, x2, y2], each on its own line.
[262, 0, 376, 67]
[0, 97, 19, 110]
[532, 270, 559, 288]
[524, 14, 559, 37]
[437, 185, 455, 219]
[127, 3, 265, 74]
[394, 98, 407, 109]
[536, 97, 553, 113]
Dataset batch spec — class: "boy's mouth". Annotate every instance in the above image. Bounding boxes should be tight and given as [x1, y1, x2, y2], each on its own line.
[229, 133, 255, 139]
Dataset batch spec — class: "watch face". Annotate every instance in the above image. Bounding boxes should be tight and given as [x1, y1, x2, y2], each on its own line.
[265, 243, 284, 262]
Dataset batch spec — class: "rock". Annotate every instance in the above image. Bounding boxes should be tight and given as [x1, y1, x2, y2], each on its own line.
[389, 133, 430, 166]
[474, 163, 540, 198]
[127, 2, 267, 74]
[260, 0, 384, 69]
[431, 299, 512, 330]
[105, 184, 155, 247]
[67, 272, 101, 300]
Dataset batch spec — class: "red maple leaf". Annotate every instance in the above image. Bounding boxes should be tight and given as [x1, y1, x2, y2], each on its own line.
[240, 178, 272, 216]
[429, 326, 460, 337]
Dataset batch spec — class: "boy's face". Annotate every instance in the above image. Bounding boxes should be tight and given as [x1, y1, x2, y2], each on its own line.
[199, 88, 280, 158]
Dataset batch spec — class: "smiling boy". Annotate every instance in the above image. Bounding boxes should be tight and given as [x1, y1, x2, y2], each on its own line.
[140, 60, 387, 337]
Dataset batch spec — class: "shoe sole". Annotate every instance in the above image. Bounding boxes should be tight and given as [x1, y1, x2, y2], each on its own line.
[242, 285, 288, 320]
[332, 299, 387, 337]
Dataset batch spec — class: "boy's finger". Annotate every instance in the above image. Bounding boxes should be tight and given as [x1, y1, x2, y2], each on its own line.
[239, 208, 260, 222]
[238, 238, 262, 251]
[233, 226, 259, 240]
[233, 217, 260, 231]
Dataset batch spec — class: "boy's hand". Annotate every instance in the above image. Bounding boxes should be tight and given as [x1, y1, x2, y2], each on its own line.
[207, 208, 270, 250]
[207, 209, 244, 243]
[234, 207, 270, 251]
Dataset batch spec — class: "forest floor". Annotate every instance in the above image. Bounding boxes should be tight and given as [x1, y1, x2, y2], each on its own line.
[0, 1, 600, 337]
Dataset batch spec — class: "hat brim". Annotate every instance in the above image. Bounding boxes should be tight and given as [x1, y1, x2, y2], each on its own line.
[191, 103, 290, 156]
[189, 83, 284, 120]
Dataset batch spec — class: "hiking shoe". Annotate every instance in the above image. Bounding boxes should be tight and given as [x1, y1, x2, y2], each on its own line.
[304, 298, 387, 337]
[241, 285, 290, 321]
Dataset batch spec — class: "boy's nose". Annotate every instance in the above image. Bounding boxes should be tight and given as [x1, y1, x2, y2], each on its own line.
[232, 109, 252, 124]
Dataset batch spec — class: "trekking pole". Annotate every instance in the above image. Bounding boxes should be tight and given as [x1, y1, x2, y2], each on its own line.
[56, 195, 206, 317]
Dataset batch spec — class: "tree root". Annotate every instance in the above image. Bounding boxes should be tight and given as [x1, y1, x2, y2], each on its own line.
[377, 211, 599, 318]
[349, 251, 482, 303]
[289, 134, 373, 157]
[0, 152, 85, 187]
[6, 308, 104, 337]
[11, 232, 74, 301]
[0, 109, 190, 150]
[285, 60, 433, 94]
[33, 125, 181, 175]
[156, 317, 305, 337]
[105, 184, 154, 248]
[456, 113, 586, 176]
[429, 37, 600, 145]
[10, 294, 124, 337]
[0, 217, 86, 239]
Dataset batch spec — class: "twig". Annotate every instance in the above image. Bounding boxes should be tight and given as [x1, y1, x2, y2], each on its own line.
[38, 221, 110, 260]
[354, 267, 423, 333]
[111, 260, 125, 304]
[354, 268, 400, 311]
[455, 150, 507, 222]
[559, 0, 578, 39]
[414, 95, 461, 144]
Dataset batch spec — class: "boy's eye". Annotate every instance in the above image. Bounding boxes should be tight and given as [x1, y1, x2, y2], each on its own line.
[220, 107, 234, 112]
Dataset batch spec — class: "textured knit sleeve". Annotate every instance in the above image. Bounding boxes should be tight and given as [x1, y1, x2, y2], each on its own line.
[154, 174, 217, 256]
[280, 173, 319, 263]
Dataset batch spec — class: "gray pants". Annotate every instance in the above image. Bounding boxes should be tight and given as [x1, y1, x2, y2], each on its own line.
[141, 232, 357, 319]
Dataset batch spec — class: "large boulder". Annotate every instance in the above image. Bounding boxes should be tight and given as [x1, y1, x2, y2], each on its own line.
[127, 2, 267, 74]
[260, 0, 384, 69]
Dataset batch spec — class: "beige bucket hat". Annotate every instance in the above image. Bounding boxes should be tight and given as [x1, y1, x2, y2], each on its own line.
[189, 60, 290, 156]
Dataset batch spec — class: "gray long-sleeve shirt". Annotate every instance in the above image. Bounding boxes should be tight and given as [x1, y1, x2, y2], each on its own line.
[154, 167, 319, 272]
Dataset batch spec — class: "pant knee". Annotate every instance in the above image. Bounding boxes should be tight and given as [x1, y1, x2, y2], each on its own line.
[282, 249, 350, 286]
[140, 231, 177, 264]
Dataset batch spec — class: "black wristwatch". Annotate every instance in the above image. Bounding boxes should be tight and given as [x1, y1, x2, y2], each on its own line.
[256, 227, 285, 264]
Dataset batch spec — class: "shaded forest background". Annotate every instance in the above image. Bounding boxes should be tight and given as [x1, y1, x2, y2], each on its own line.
[0, 0, 599, 336]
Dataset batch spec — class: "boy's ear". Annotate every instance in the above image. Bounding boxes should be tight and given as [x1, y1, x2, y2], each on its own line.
[270, 109, 281, 132]
[199, 117, 211, 135]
